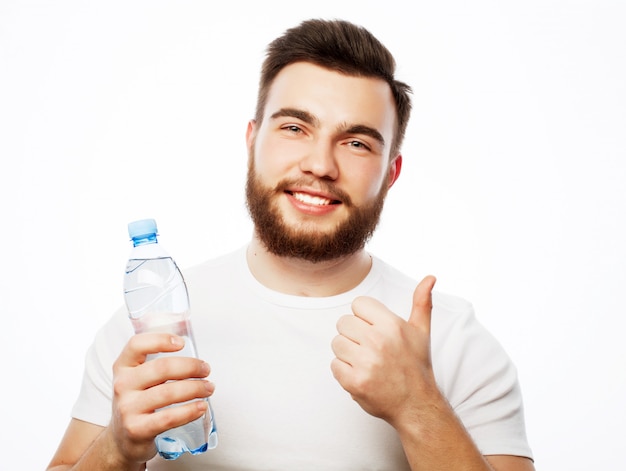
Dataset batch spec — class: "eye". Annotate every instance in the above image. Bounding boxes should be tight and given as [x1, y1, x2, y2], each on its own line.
[282, 124, 303, 134]
[347, 140, 371, 151]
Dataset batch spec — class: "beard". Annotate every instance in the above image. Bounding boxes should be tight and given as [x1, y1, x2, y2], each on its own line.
[245, 161, 388, 263]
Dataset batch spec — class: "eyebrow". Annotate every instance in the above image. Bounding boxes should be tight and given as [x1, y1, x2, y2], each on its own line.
[340, 124, 385, 147]
[270, 107, 386, 147]
[270, 108, 319, 127]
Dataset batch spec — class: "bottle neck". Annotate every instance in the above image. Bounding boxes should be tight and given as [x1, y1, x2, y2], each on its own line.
[132, 234, 158, 247]
[129, 237, 170, 260]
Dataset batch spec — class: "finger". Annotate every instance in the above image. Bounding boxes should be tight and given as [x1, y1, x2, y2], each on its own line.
[116, 333, 185, 368]
[123, 397, 209, 443]
[351, 295, 394, 326]
[336, 314, 367, 344]
[408, 275, 437, 331]
[138, 356, 211, 389]
[113, 352, 210, 394]
[152, 398, 209, 432]
[330, 356, 353, 386]
[331, 334, 359, 367]
[140, 379, 214, 413]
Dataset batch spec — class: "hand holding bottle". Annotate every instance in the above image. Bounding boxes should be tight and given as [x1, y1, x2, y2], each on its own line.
[106, 332, 214, 465]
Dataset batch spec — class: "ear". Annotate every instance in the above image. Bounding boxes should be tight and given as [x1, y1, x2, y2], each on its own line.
[246, 119, 257, 149]
[387, 154, 402, 188]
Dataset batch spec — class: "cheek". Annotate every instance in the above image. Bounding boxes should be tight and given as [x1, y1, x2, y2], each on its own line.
[343, 163, 389, 202]
[253, 135, 300, 178]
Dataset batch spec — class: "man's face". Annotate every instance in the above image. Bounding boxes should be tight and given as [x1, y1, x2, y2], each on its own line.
[245, 62, 401, 262]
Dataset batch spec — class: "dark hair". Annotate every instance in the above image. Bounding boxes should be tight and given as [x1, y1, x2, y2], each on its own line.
[255, 19, 412, 157]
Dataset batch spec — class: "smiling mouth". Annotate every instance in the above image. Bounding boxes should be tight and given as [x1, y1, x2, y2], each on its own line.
[286, 191, 341, 206]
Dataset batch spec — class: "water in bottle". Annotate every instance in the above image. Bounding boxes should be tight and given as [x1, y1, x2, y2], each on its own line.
[123, 218, 217, 460]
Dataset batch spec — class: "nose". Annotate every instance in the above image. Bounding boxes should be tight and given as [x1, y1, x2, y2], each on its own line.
[298, 139, 339, 180]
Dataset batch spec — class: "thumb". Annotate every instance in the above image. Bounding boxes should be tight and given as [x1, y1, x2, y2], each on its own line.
[408, 275, 437, 330]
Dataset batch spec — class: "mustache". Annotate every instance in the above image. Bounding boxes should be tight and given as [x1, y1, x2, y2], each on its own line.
[273, 178, 353, 207]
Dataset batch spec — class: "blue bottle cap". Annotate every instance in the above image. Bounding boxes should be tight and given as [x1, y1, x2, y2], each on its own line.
[128, 218, 158, 240]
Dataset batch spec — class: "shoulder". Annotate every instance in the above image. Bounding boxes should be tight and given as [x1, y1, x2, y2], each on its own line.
[371, 256, 476, 324]
[370, 256, 509, 384]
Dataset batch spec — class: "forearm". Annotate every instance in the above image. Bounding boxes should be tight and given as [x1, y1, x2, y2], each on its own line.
[394, 393, 493, 471]
[47, 426, 146, 471]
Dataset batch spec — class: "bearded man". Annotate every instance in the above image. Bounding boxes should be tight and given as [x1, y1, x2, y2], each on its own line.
[48, 19, 534, 471]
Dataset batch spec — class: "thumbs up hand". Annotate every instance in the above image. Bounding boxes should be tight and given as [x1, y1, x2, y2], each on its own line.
[331, 275, 439, 426]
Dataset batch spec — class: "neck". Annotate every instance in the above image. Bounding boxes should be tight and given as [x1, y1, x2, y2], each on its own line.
[246, 235, 373, 297]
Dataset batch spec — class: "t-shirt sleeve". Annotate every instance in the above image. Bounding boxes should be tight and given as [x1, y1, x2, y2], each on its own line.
[71, 308, 133, 427]
[431, 293, 533, 460]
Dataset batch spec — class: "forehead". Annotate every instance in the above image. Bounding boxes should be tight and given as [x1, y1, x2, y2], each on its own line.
[262, 62, 396, 138]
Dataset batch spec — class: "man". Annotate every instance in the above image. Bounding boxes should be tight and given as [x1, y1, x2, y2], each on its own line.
[48, 19, 534, 470]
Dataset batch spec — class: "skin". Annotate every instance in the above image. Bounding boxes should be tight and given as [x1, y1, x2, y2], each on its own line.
[245, 62, 401, 296]
[47, 61, 534, 470]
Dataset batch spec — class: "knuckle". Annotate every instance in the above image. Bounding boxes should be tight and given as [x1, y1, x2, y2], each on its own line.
[126, 333, 144, 351]
[158, 402, 197, 429]
[387, 320, 403, 339]
[157, 383, 177, 404]
[194, 381, 210, 398]
[351, 296, 368, 311]
[123, 417, 146, 441]
[336, 314, 350, 329]
[112, 375, 130, 396]
[198, 381, 213, 398]
[330, 358, 343, 380]
[151, 357, 172, 377]
[352, 371, 370, 391]
[183, 380, 210, 401]
[367, 330, 386, 351]
[157, 412, 177, 430]
[114, 399, 135, 425]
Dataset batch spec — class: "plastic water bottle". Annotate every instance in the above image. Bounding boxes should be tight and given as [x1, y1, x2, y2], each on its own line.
[123, 218, 217, 460]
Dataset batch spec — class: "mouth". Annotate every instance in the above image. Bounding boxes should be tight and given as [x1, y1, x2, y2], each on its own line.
[286, 190, 342, 206]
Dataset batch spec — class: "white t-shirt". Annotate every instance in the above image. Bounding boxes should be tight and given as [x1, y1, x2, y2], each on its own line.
[72, 247, 532, 470]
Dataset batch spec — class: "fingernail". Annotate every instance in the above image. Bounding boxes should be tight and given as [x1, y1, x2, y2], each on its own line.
[171, 335, 184, 346]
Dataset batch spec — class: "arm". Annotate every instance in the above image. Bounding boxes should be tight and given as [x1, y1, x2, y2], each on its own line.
[392, 387, 534, 470]
[331, 276, 534, 470]
[47, 419, 143, 471]
[47, 333, 213, 471]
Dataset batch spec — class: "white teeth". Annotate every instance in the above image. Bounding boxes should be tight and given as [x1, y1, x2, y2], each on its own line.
[292, 192, 332, 206]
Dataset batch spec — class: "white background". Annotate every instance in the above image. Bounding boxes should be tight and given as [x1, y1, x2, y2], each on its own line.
[1, 1, 625, 469]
